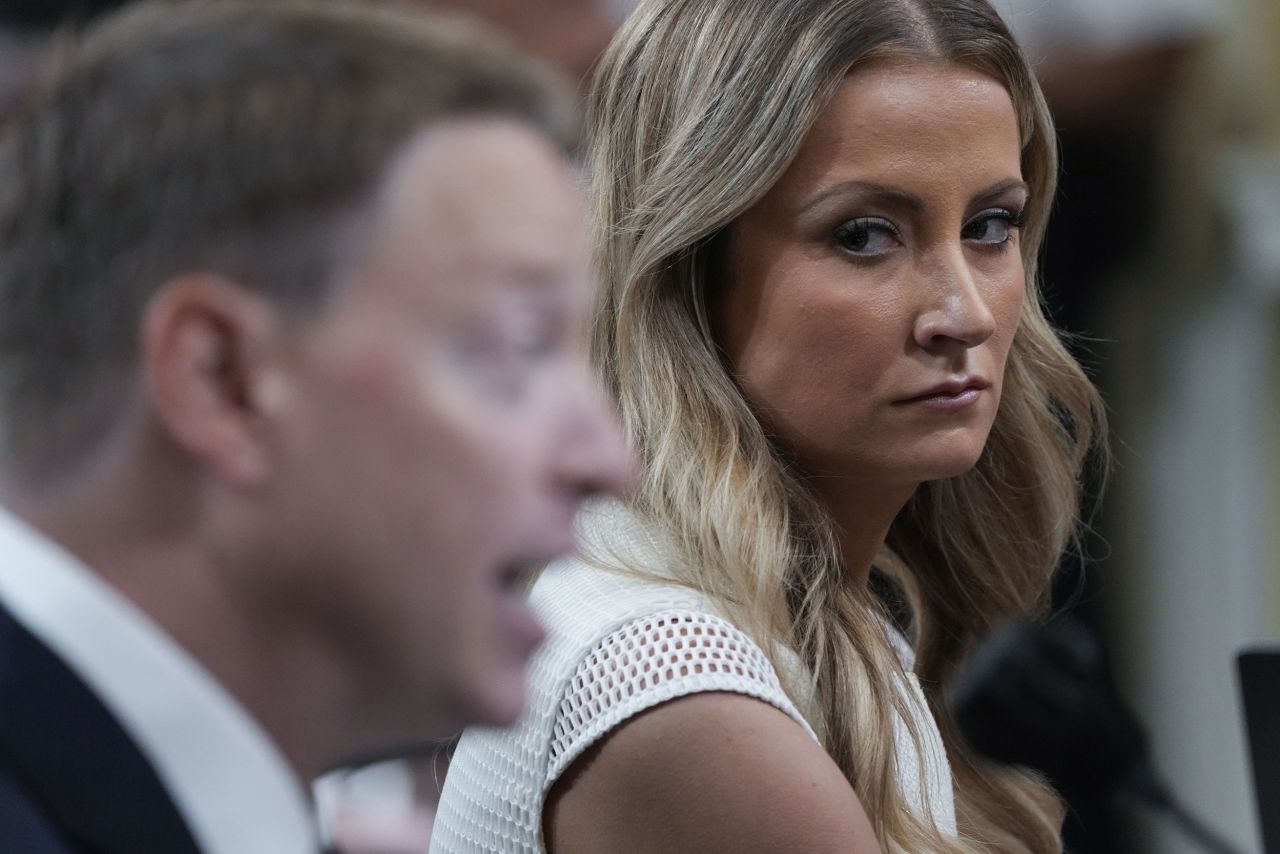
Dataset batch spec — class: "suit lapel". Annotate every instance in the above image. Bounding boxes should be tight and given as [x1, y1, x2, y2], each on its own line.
[0, 604, 203, 854]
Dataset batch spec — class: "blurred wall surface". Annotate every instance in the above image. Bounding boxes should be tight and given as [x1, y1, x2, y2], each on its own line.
[995, 1, 1280, 853]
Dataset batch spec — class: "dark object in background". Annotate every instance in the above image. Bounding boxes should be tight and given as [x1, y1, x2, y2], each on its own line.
[950, 618, 1145, 799]
[950, 618, 1243, 854]
[1238, 649, 1280, 854]
[0, 1, 130, 31]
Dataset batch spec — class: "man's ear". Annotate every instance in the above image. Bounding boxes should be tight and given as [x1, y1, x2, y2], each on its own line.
[140, 274, 288, 490]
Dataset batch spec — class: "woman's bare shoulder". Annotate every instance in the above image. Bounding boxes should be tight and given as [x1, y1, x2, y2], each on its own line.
[544, 690, 882, 854]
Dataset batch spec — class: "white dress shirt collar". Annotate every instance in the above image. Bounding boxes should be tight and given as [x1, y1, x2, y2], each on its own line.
[0, 507, 318, 854]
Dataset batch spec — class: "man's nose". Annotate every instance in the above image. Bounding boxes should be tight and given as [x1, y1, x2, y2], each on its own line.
[557, 381, 635, 501]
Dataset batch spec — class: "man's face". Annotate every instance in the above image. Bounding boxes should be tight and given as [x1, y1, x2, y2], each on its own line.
[262, 120, 628, 737]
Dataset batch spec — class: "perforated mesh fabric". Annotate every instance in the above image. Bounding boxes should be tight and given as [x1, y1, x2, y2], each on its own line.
[429, 502, 956, 853]
[429, 554, 814, 854]
[547, 609, 810, 784]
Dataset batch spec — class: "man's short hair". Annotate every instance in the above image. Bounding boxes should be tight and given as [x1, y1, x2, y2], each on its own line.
[0, 0, 576, 474]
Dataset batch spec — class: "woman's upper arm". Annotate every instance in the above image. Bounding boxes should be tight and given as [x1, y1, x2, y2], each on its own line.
[543, 691, 883, 854]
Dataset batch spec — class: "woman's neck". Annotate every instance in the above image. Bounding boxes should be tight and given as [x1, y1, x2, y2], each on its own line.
[808, 476, 917, 586]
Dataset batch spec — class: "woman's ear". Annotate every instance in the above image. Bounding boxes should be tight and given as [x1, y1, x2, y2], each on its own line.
[139, 274, 288, 490]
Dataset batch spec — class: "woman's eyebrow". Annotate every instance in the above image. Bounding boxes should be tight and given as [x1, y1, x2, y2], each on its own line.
[971, 178, 1030, 206]
[799, 180, 924, 216]
[798, 177, 1029, 217]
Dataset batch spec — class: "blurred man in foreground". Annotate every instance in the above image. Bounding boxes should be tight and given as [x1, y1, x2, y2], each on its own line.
[320, 4, 633, 848]
[0, 2, 628, 852]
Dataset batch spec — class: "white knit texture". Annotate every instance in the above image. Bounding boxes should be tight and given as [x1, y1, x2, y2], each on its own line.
[429, 502, 956, 853]
[548, 609, 803, 785]
[429, 565, 812, 854]
[884, 628, 957, 836]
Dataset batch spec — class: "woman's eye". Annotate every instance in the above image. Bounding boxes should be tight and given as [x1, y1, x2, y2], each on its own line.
[962, 208, 1024, 246]
[834, 217, 900, 257]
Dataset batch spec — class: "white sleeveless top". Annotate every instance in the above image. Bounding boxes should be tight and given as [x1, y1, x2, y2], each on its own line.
[430, 504, 956, 853]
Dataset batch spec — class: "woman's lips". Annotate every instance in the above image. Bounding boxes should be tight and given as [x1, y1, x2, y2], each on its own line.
[895, 377, 990, 411]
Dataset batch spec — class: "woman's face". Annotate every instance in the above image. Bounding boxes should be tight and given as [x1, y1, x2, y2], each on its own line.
[715, 58, 1027, 492]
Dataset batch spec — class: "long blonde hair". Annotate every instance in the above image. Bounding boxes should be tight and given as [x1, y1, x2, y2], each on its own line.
[586, 0, 1104, 851]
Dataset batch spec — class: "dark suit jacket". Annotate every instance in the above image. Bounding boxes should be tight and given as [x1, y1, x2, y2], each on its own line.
[0, 604, 203, 853]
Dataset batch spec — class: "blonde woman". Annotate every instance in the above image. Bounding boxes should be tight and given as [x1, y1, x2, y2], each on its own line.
[430, 0, 1104, 852]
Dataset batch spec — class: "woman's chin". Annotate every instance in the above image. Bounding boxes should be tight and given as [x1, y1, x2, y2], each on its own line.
[909, 446, 988, 484]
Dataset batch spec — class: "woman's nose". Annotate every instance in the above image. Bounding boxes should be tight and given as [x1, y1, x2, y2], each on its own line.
[911, 248, 999, 352]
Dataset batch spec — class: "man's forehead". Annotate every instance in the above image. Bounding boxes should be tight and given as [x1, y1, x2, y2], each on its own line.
[353, 119, 588, 305]
[379, 119, 579, 233]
